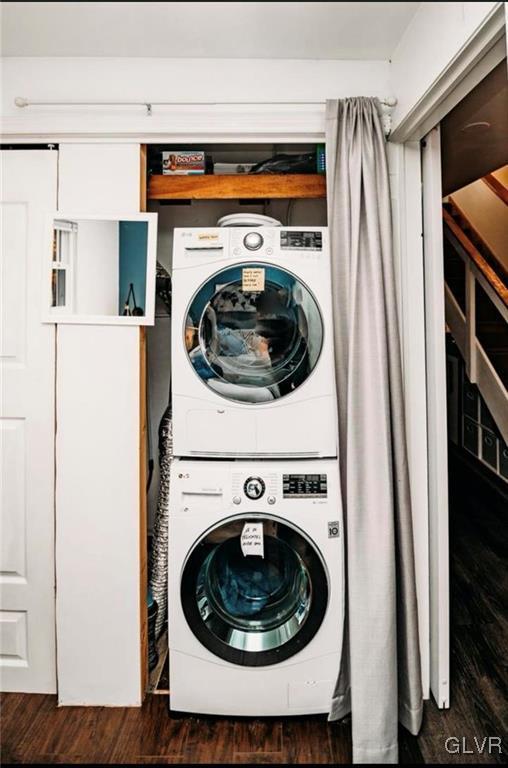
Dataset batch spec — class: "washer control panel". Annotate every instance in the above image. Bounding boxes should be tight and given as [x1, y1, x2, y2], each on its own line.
[283, 474, 328, 498]
[230, 471, 328, 505]
[243, 476, 265, 500]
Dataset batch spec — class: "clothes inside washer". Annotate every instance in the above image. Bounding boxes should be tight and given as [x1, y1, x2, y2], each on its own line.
[202, 535, 308, 623]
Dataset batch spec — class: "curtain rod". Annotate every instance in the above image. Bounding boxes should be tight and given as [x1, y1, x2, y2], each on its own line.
[14, 96, 397, 116]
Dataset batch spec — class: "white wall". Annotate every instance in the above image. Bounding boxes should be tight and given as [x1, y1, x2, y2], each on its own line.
[56, 323, 142, 706]
[1, 57, 391, 139]
[75, 220, 119, 315]
[56, 143, 142, 706]
[390, 2, 501, 132]
[0, 2, 418, 59]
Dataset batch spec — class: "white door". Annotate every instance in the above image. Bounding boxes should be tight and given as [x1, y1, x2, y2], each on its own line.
[0, 150, 58, 692]
[421, 127, 450, 709]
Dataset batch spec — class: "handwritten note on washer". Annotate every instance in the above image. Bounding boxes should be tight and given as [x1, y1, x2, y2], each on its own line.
[241, 522, 264, 557]
[242, 267, 265, 293]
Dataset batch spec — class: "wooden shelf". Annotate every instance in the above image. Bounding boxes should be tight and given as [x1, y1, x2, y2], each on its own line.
[148, 173, 326, 200]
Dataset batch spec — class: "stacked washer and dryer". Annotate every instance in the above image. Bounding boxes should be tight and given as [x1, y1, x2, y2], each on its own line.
[168, 221, 344, 716]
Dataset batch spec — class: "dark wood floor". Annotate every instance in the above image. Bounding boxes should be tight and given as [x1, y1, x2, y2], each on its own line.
[2, 447, 506, 765]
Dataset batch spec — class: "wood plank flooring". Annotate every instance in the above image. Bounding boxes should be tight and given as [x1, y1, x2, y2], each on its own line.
[1, 447, 506, 765]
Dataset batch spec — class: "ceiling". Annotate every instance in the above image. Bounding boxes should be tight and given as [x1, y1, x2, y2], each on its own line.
[441, 60, 508, 197]
[0, 2, 419, 59]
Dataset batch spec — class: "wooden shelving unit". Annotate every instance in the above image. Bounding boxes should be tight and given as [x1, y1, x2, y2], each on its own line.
[148, 173, 326, 200]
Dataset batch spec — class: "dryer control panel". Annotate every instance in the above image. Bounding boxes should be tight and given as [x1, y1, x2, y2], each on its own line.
[280, 230, 323, 251]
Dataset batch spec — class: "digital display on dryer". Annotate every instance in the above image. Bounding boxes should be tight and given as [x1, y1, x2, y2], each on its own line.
[280, 231, 323, 251]
[283, 474, 327, 498]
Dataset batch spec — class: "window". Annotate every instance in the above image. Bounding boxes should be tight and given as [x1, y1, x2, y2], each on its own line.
[51, 220, 77, 312]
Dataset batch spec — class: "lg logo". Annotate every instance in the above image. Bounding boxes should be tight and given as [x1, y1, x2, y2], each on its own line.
[444, 737, 503, 755]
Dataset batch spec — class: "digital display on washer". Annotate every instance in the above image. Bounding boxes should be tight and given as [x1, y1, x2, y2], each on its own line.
[280, 231, 323, 251]
[283, 474, 327, 498]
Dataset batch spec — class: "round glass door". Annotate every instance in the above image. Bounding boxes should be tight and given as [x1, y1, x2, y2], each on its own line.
[180, 515, 328, 666]
[184, 264, 323, 403]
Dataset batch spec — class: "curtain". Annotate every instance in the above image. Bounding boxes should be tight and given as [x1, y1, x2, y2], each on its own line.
[325, 98, 423, 764]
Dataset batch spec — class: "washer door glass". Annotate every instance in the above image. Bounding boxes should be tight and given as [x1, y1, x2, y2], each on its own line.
[184, 264, 323, 403]
[181, 515, 328, 666]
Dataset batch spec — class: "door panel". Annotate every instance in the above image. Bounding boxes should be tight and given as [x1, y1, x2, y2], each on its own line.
[422, 127, 450, 709]
[1, 204, 26, 362]
[0, 150, 58, 692]
[1, 419, 27, 577]
[0, 612, 28, 664]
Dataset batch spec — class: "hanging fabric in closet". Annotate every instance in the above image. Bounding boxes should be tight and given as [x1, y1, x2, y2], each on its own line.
[149, 406, 173, 639]
[148, 264, 173, 639]
[325, 97, 423, 764]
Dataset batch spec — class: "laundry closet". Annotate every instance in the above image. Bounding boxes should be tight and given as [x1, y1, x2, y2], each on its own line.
[4, 136, 428, 715]
[5, 138, 347, 710]
[143, 142, 336, 702]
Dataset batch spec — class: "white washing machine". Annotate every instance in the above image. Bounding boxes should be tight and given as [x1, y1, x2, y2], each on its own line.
[168, 457, 344, 716]
[171, 227, 337, 458]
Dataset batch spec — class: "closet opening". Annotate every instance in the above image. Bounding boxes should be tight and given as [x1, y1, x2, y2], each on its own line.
[423, 56, 507, 718]
[140, 142, 328, 694]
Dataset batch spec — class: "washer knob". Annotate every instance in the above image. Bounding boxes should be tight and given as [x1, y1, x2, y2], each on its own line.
[243, 231, 264, 251]
[267, 495, 276, 505]
[243, 477, 265, 500]
[233, 496, 241, 505]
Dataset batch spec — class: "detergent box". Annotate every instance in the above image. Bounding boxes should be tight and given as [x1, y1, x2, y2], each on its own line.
[162, 150, 205, 175]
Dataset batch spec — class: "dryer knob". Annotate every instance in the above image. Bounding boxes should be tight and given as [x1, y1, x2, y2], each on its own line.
[243, 231, 264, 251]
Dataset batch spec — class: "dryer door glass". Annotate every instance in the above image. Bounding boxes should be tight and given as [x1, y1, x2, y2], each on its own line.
[184, 264, 323, 403]
[180, 515, 328, 666]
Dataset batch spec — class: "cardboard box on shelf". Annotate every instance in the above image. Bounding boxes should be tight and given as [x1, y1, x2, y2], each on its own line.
[162, 151, 205, 175]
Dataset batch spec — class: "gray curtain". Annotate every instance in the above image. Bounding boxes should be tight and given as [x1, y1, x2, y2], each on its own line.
[325, 98, 423, 764]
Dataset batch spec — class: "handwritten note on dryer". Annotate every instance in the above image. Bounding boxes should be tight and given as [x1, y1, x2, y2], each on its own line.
[242, 268, 265, 293]
[241, 522, 264, 557]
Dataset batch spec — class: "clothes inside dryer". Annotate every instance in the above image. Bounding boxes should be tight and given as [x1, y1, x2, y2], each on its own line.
[184, 264, 323, 403]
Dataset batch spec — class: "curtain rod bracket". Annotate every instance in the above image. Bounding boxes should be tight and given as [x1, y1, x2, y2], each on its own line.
[376, 98, 396, 138]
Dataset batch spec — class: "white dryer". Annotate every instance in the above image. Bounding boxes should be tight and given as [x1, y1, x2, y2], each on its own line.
[168, 458, 344, 716]
[171, 227, 337, 458]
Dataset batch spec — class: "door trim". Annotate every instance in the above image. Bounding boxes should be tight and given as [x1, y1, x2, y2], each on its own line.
[390, 4, 506, 143]
[422, 126, 450, 709]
